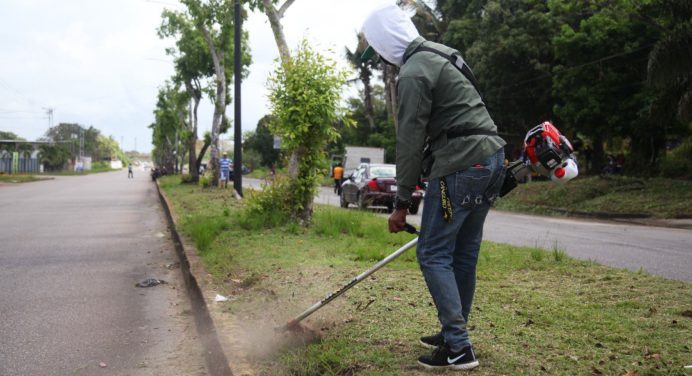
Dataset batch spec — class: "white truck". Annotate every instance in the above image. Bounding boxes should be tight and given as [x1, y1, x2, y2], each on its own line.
[343, 146, 385, 171]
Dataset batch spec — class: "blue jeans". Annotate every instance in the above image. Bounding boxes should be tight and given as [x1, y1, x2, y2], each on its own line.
[417, 148, 505, 352]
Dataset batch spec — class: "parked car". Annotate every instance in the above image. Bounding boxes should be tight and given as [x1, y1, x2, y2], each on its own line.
[228, 163, 251, 180]
[340, 163, 423, 214]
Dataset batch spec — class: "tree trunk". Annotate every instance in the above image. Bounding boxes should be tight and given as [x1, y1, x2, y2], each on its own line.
[592, 135, 605, 174]
[383, 64, 399, 133]
[184, 80, 202, 181]
[196, 139, 210, 174]
[262, 0, 299, 178]
[362, 71, 376, 129]
[295, 146, 313, 223]
[201, 25, 226, 187]
[262, 0, 292, 64]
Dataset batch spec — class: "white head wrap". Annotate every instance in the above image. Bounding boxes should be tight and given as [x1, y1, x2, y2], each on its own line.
[361, 4, 420, 66]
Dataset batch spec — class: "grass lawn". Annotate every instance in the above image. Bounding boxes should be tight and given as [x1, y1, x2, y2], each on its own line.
[496, 175, 692, 219]
[159, 176, 691, 376]
[0, 174, 52, 183]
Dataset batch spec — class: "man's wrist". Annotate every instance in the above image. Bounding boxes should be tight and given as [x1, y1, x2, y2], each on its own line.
[394, 196, 412, 210]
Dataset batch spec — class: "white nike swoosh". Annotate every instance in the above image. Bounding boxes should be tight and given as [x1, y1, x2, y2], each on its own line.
[448, 353, 466, 363]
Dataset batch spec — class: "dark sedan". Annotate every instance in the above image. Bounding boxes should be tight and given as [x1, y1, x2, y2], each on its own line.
[340, 163, 423, 214]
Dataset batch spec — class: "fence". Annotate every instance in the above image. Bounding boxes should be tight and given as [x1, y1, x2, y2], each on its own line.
[0, 157, 40, 174]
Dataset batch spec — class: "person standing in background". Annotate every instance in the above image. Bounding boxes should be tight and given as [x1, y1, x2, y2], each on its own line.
[333, 163, 344, 194]
[219, 153, 231, 188]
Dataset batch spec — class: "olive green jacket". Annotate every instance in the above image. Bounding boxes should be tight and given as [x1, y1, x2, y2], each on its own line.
[396, 37, 506, 202]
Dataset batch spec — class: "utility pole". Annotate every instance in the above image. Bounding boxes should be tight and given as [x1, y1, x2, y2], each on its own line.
[233, 0, 243, 196]
[44, 108, 54, 129]
[79, 127, 84, 159]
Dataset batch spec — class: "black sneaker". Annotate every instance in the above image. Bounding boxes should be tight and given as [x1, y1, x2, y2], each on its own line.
[418, 344, 479, 371]
[419, 332, 444, 349]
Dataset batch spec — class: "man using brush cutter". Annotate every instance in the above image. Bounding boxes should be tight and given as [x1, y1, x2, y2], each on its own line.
[362, 4, 506, 371]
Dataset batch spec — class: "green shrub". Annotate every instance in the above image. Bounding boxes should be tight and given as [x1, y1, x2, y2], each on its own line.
[239, 177, 295, 228]
[180, 174, 196, 184]
[186, 215, 229, 252]
[198, 175, 212, 188]
[660, 136, 692, 179]
[92, 161, 111, 170]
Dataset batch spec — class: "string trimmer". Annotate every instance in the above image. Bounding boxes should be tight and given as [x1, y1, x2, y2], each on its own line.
[276, 223, 419, 333]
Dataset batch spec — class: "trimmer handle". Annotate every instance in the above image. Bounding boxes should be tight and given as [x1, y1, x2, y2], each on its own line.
[404, 223, 419, 235]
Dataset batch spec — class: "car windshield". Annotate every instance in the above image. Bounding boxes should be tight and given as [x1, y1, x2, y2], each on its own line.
[369, 166, 396, 178]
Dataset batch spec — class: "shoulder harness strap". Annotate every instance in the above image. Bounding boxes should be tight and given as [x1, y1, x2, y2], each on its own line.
[404, 45, 482, 99]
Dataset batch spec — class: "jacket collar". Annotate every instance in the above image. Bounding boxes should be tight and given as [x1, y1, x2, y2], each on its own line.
[403, 37, 428, 65]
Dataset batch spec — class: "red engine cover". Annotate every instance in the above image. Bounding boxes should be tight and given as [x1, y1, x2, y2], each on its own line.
[525, 121, 563, 165]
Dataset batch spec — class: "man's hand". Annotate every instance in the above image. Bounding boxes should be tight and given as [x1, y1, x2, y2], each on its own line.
[388, 208, 408, 233]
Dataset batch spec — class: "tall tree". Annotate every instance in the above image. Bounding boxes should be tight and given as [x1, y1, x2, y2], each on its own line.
[246, 0, 299, 176]
[345, 33, 378, 130]
[179, 0, 251, 185]
[159, 8, 214, 182]
[258, 0, 295, 63]
[643, 0, 692, 123]
[150, 83, 189, 172]
[340, 85, 396, 162]
[243, 115, 280, 167]
[440, 0, 557, 141]
[551, 0, 661, 171]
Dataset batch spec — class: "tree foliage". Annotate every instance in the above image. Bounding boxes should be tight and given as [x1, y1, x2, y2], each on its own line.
[33, 123, 125, 170]
[264, 39, 352, 222]
[149, 82, 189, 172]
[243, 115, 280, 168]
[0, 131, 25, 155]
[159, 7, 214, 181]
[165, 0, 252, 184]
[343, 0, 690, 177]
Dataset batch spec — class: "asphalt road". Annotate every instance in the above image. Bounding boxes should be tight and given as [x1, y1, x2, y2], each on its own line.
[0, 171, 207, 376]
[246, 178, 692, 283]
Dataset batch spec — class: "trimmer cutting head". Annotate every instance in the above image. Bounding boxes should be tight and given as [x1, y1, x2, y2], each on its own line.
[275, 319, 322, 344]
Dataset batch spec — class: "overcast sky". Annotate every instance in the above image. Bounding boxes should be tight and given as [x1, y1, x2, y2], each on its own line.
[0, 0, 397, 152]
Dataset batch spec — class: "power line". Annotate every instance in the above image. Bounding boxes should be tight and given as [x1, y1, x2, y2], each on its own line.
[0, 79, 47, 109]
[0, 110, 45, 114]
[0, 116, 48, 120]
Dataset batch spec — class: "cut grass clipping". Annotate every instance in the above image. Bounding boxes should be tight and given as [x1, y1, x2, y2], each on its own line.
[160, 176, 691, 376]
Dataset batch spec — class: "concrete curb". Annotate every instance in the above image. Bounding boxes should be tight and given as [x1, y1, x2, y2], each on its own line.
[155, 179, 234, 376]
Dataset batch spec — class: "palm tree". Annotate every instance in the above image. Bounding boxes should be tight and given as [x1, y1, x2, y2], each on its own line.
[345, 33, 378, 129]
[398, 0, 446, 42]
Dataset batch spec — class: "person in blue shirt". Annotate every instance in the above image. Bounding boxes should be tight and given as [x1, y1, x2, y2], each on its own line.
[219, 153, 231, 188]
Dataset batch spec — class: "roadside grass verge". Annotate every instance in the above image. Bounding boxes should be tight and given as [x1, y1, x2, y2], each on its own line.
[42, 167, 117, 176]
[0, 174, 52, 183]
[496, 175, 692, 219]
[159, 176, 691, 375]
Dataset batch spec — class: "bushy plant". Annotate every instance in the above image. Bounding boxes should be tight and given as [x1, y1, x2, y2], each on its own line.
[660, 136, 692, 179]
[186, 215, 229, 252]
[265, 39, 353, 223]
[239, 176, 294, 229]
[198, 174, 212, 188]
[180, 174, 196, 184]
